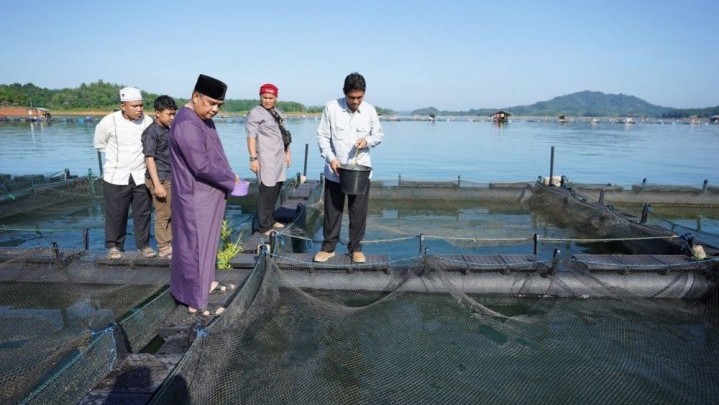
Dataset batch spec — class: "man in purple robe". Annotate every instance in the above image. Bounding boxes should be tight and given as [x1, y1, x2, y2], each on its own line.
[169, 74, 238, 316]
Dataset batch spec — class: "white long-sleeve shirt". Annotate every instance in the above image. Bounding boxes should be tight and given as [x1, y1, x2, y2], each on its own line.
[316, 98, 384, 183]
[94, 110, 153, 185]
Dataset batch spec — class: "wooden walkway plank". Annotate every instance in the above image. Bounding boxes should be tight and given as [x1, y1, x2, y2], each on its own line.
[571, 253, 705, 271]
[272, 253, 391, 272]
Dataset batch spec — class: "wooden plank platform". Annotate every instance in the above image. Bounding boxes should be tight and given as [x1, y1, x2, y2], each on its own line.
[272, 252, 391, 272]
[572, 254, 704, 271]
[274, 200, 302, 222]
[0, 247, 81, 265]
[433, 254, 468, 272]
[288, 181, 318, 199]
[572, 183, 624, 192]
[488, 181, 535, 189]
[95, 252, 172, 268]
[463, 254, 541, 272]
[631, 184, 703, 193]
[399, 180, 458, 188]
[79, 353, 183, 404]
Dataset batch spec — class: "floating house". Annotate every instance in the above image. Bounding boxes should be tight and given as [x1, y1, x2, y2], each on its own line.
[0, 106, 51, 121]
[624, 116, 637, 124]
[491, 111, 510, 123]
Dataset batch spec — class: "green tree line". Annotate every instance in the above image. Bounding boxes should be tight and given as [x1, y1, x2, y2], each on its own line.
[0, 81, 319, 113]
[0, 81, 394, 115]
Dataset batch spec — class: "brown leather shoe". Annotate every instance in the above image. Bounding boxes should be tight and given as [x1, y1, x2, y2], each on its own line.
[313, 251, 335, 262]
[351, 251, 366, 263]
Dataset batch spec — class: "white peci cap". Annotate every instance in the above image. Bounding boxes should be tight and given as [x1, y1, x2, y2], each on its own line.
[119, 87, 142, 102]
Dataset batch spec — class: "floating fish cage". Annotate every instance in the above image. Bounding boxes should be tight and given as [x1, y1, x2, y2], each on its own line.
[1, 175, 719, 403]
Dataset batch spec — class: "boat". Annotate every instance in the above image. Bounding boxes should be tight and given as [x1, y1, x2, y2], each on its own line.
[491, 111, 510, 123]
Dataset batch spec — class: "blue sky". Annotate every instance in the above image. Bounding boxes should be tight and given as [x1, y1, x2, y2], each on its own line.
[2, 0, 717, 111]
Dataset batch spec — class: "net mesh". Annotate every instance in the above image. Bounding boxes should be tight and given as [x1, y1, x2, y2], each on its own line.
[0, 247, 169, 405]
[150, 251, 719, 404]
[1, 174, 718, 404]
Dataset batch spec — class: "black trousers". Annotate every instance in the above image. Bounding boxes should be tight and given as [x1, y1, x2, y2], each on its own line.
[103, 178, 152, 250]
[256, 181, 283, 233]
[321, 179, 369, 254]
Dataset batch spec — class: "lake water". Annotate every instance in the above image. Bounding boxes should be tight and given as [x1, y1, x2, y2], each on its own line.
[1, 118, 718, 251]
[1, 118, 718, 187]
[3, 120, 719, 403]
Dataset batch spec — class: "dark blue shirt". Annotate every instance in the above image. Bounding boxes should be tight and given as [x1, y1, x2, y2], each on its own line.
[141, 122, 171, 181]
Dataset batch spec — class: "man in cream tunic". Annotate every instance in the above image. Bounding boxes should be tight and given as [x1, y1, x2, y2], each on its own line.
[94, 87, 156, 259]
[315, 72, 383, 263]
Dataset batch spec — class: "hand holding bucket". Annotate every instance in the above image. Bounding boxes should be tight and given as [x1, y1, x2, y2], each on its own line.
[338, 147, 371, 195]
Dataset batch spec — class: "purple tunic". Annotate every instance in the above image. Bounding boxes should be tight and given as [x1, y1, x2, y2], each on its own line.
[169, 106, 236, 310]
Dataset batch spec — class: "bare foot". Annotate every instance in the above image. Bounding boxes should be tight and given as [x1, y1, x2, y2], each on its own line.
[201, 306, 225, 317]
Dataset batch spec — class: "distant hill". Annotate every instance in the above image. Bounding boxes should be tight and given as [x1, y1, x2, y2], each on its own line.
[504, 91, 673, 117]
[412, 91, 717, 118]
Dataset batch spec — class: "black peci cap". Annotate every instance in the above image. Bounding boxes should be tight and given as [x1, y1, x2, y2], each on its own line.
[194, 74, 227, 100]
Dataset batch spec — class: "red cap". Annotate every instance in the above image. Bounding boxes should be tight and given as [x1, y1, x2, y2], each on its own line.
[259, 83, 278, 96]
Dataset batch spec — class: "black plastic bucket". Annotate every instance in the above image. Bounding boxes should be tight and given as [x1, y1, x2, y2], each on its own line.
[338, 164, 371, 194]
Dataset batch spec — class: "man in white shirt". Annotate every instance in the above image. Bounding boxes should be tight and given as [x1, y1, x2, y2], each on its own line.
[94, 87, 156, 259]
[315, 73, 384, 263]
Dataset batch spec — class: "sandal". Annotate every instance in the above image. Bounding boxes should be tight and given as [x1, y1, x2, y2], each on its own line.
[187, 304, 225, 317]
[209, 281, 236, 294]
[197, 305, 225, 317]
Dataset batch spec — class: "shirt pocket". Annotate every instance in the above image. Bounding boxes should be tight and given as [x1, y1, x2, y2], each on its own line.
[332, 125, 347, 140]
[356, 126, 370, 137]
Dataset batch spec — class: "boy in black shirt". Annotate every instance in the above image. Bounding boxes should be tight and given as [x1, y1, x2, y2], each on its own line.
[142, 95, 177, 258]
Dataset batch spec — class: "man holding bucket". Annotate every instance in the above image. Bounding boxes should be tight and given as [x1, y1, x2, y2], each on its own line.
[315, 72, 384, 263]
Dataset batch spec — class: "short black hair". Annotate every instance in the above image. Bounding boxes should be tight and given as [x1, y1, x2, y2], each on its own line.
[154, 95, 177, 111]
[343, 72, 366, 94]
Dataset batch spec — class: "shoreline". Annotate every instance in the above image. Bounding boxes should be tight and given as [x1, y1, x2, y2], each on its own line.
[5, 110, 713, 124]
[47, 110, 318, 118]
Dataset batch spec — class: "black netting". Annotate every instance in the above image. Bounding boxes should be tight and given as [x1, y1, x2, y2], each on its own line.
[150, 252, 719, 404]
[2, 175, 719, 404]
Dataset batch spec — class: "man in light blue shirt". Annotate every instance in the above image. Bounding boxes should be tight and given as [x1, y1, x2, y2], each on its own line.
[315, 72, 384, 263]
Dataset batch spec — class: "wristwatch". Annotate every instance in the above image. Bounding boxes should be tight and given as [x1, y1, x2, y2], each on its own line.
[249, 156, 258, 162]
